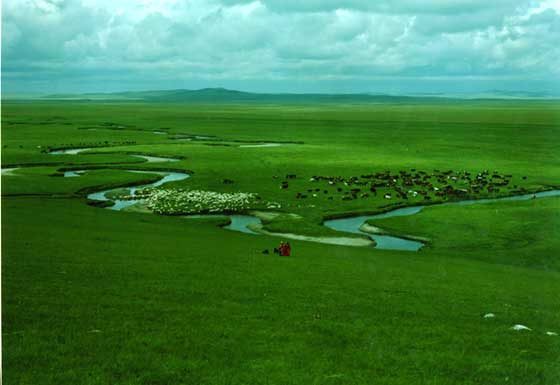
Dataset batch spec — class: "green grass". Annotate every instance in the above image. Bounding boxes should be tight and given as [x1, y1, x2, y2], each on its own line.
[2, 100, 560, 384]
[3, 198, 560, 385]
[1, 167, 164, 196]
[367, 198, 560, 271]
[260, 214, 364, 238]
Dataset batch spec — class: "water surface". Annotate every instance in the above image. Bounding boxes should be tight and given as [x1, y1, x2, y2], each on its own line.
[324, 189, 560, 251]
[87, 170, 190, 211]
[239, 143, 292, 148]
[131, 154, 180, 163]
[64, 170, 84, 177]
[1, 168, 19, 176]
[49, 148, 91, 154]
[184, 214, 262, 234]
[224, 215, 262, 234]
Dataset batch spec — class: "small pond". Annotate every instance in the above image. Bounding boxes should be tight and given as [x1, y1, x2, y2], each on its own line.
[239, 143, 293, 148]
[63, 170, 84, 177]
[131, 155, 180, 163]
[1, 168, 19, 176]
[49, 148, 91, 155]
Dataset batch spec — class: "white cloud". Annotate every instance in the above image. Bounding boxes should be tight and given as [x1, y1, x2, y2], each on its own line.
[2, 0, 559, 93]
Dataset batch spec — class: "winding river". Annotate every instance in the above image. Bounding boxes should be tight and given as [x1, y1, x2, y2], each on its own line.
[87, 170, 190, 211]
[45, 146, 560, 251]
[85, 167, 560, 251]
[85, 170, 264, 233]
[324, 189, 560, 251]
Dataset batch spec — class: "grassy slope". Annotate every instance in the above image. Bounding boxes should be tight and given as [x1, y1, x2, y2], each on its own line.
[2, 100, 560, 384]
[3, 198, 560, 385]
[368, 198, 560, 271]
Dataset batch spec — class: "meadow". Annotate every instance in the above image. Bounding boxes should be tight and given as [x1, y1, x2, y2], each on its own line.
[2, 100, 560, 384]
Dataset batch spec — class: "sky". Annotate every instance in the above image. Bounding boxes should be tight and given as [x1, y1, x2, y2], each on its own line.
[2, 0, 560, 95]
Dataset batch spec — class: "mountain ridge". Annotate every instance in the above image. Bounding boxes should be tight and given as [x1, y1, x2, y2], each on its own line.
[39, 88, 559, 103]
[41, 88, 443, 103]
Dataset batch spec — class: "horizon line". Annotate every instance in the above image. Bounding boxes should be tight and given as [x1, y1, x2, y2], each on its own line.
[3, 87, 560, 100]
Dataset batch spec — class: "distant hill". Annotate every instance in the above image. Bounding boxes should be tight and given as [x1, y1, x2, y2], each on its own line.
[42, 88, 441, 103]
[40, 88, 559, 103]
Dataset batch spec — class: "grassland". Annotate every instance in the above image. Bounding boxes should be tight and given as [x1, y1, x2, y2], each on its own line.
[2, 100, 560, 384]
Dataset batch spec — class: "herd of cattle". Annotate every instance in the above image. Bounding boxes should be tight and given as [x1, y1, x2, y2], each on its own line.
[276, 169, 528, 202]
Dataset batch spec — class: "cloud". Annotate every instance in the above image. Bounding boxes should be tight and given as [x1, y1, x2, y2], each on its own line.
[224, 0, 528, 15]
[2, 0, 559, 93]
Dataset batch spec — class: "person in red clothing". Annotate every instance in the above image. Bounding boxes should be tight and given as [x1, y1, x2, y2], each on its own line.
[285, 242, 291, 256]
[279, 241, 286, 256]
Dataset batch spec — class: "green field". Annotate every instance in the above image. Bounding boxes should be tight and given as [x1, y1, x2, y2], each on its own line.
[2, 100, 560, 384]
